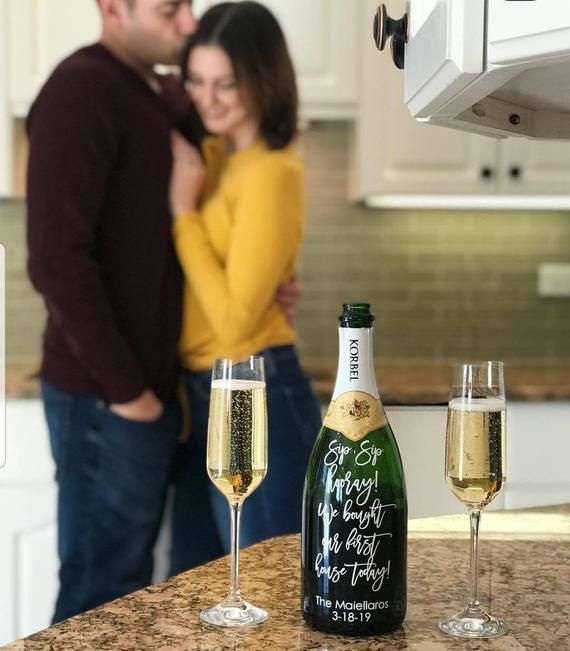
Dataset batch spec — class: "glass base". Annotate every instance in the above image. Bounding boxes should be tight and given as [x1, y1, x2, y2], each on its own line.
[200, 598, 268, 628]
[439, 607, 509, 638]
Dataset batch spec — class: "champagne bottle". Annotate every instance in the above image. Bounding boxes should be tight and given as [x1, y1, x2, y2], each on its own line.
[301, 303, 407, 635]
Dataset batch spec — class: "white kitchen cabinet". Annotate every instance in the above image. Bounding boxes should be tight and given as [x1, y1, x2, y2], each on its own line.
[0, 0, 100, 196]
[406, 0, 570, 139]
[0, 400, 57, 646]
[0, 399, 173, 646]
[6, 0, 101, 117]
[386, 407, 506, 520]
[498, 137, 570, 196]
[0, 0, 358, 196]
[0, 3, 14, 197]
[7, 0, 357, 120]
[264, 0, 358, 119]
[194, 0, 359, 119]
[387, 402, 570, 519]
[0, 245, 5, 466]
[356, 0, 570, 208]
[505, 402, 570, 509]
[356, 0, 499, 203]
[355, 0, 499, 201]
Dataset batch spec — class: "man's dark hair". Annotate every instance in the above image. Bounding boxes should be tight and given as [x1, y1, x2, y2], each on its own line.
[181, 1, 298, 149]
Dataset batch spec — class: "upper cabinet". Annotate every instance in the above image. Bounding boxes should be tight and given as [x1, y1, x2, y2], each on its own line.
[194, 0, 359, 119]
[0, 0, 358, 195]
[405, 0, 570, 139]
[498, 138, 570, 198]
[1, 0, 100, 194]
[4, 0, 570, 204]
[354, 0, 499, 204]
[6, 0, 101, 117]
[354, 0, 570, 207]
[7, 0, 357, 120]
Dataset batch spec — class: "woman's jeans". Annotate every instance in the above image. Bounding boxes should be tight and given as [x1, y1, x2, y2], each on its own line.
[170, 345, 322, 574]
[41, 381, 181, 623]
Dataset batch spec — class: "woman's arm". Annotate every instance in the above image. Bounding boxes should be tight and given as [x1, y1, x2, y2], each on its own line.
[173, 155, 302, 346]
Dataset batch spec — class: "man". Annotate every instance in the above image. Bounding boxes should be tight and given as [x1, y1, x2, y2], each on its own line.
[29, 0, 301, 621]
[28, 0, 234, 623]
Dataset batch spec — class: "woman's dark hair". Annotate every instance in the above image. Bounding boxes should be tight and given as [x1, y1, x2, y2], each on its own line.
[181, 1, 298, 149]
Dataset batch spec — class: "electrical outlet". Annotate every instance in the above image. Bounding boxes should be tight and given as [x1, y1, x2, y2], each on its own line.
[537, 263, 570, 298]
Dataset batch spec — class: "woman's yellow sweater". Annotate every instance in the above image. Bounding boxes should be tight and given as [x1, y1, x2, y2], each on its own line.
[173, 136, 304, 371]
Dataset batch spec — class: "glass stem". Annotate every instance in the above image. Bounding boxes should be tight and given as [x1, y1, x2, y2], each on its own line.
[229, 501, 242, 602]
[468, 507, 481, 611]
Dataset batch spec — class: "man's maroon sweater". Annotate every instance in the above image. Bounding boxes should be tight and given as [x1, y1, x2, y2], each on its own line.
[27, 43, 201, 403]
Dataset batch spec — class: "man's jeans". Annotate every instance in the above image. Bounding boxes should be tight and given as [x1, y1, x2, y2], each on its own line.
[41, 381, 181, 623]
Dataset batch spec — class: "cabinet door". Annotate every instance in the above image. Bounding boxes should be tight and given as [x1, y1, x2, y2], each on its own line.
[354, 0, 498, 203]
[505, 403, 570, 510]
[0, 399, 174, 645]
[0, 2, 13, 196]
[0, 488, 58, 646]
[193, 0, 358, 118]
[498, 138, 570, 196]
[385, 407, 506, 519]
[7, 0, 101, 116]
[0, 401, 58, 645]
[406, 0, 485, 118]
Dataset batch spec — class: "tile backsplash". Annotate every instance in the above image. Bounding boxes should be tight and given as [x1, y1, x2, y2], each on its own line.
[296, 123, 570, 366]
[1, 199, 44, 361]
[2, 121, 570, 367]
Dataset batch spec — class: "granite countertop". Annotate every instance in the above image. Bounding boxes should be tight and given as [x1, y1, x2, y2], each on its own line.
[5, 504, 568, 650]
[5, 361, 40, 399]
[304, 360, 570, 404]
[6, 360, 570, 403]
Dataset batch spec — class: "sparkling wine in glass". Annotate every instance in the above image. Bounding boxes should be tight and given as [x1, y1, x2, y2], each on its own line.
[439, 361, 509, 638]
[200, 356, 268, 627]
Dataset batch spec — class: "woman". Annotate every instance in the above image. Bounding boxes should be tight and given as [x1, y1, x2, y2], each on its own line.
[169, 1, 322, 574]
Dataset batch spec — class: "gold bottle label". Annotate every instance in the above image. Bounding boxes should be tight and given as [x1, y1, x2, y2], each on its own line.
[323, 391, 387, 442]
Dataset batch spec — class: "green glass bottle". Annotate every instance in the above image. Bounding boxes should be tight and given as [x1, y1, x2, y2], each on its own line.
[301, 303, 407, 635]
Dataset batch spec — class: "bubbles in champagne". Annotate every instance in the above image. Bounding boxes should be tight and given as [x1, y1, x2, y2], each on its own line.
[446, 398, 506, 508]
[207, 380, 267, 503]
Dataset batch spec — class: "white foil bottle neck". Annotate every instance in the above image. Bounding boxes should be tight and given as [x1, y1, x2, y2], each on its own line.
[331, 327, 379, 400]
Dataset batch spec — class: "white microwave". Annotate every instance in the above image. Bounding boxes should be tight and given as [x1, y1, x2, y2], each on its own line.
[384, 0, 570, 139]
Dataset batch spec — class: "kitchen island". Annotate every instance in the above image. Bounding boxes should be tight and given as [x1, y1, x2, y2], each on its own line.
[5, 505, 568, 650]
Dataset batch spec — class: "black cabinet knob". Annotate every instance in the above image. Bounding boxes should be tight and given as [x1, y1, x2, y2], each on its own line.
[509, 166, 522, 179]
[373, 4, 409, 70]
[481, 167, 494, 179]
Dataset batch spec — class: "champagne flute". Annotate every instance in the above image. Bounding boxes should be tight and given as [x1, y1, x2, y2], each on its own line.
[200, 356, 268, 627]
[439, 361, 508, 638]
